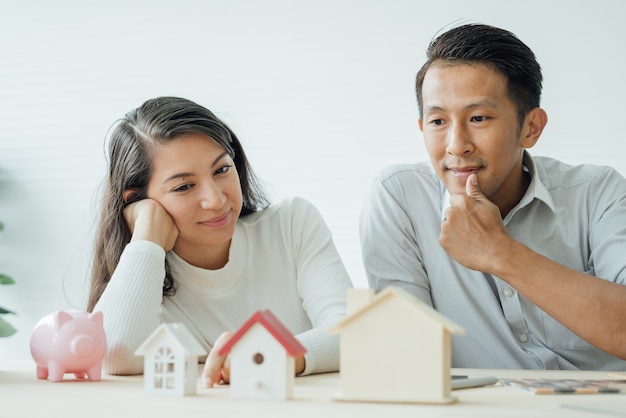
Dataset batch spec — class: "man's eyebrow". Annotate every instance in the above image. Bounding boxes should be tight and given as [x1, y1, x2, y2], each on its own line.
[424, 100, 499, 114]
[466, 99, 499, 109]
[423, 105, 444, 113]
[162, 152, 231, 185]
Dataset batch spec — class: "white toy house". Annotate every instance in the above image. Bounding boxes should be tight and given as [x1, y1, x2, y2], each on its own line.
[328, 287, 465, 404]
[218, 310, 307, 400]
[134, 323, 207, 396]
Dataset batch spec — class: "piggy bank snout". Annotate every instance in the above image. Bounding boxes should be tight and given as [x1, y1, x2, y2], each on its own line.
[70, 334, 95, 357]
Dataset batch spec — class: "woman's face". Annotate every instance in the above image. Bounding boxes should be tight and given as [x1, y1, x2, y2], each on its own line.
[146, 133, 243, 264]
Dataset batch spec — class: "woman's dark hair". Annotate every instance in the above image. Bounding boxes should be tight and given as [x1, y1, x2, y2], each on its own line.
[87, 96, 269, 311]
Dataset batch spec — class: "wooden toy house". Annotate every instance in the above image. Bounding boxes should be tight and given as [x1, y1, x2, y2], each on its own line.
[328, 287, 465, 404]
[218, 310, 307, 400]
[134, 323, 207, 396]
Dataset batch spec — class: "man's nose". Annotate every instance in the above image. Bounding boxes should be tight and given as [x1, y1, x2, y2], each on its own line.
[446, 123, 473, 155]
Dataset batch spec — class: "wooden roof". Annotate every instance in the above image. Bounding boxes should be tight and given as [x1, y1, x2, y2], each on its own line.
[328, 286, 465, 335]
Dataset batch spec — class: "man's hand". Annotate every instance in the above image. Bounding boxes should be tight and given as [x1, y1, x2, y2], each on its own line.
[124, 199, 179, 251]
[439, 174, 511, 272]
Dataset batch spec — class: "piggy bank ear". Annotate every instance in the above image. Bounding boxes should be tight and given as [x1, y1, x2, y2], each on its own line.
[88, 311, 104, 328]
[53, 311, 73, 329]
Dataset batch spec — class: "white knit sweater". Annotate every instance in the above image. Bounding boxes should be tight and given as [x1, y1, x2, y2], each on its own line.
[94, 197, 352, 375]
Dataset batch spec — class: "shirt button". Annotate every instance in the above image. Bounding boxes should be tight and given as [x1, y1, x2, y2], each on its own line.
[518, 334, 528, 343]
[503, 288, 514, 297]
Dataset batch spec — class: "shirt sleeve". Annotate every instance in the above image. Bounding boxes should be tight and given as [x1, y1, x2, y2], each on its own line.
[287, 197, 353, 375]
[587, 167, 626, 284]
[93, 240, 166, 375]
[359, 173, 434, 305]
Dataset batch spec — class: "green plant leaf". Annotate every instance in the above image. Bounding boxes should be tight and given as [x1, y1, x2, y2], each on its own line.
[0, 317, 17, 337]
[0, 305, 14, 314]
[0, 274, 14, 285]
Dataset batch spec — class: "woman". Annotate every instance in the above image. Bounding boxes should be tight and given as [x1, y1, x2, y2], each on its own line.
[87, 96, 352, 386]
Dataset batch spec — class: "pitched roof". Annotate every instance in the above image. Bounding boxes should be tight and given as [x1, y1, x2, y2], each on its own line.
[328, 286, 465, 335]
[218, 310, 307, 357]
[134, 322, 207, 356]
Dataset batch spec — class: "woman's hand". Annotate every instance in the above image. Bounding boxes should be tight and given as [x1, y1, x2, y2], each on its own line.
[123, 198, 179, 251]
[201, 331, 306, 388]
[202, 331, 233, 387]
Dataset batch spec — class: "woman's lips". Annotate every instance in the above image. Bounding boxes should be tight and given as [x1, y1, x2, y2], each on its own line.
[199, 210, 230, 228]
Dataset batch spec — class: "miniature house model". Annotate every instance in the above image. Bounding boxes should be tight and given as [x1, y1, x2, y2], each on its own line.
[218, 310, 307, 400]
[329, 287, 465, 404]
[134, 323, 207, 396]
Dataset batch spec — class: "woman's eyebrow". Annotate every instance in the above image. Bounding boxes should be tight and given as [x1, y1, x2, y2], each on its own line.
[212, 151, 230, 167]
[162, 152, 231, 185]
[162, 172, 192, 185]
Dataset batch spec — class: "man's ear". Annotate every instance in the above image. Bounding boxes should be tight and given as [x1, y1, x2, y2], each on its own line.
[123, 189, 138, 204]
[418, 118, 424, 132]
[521, 108, 548, 149]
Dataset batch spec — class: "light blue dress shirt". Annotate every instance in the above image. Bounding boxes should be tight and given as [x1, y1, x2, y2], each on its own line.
[360, 151, 626, 370]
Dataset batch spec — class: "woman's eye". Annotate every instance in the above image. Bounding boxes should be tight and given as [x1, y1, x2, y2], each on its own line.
[173, 184, 193, 192]
[215, 164, 232, 175]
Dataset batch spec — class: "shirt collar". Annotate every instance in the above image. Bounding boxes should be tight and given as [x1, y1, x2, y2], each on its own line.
[518, 151, 555, 212]
[440, 151, 555, 221]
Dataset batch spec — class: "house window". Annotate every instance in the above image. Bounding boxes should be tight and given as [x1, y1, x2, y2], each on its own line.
[253, 352, 264, 365]
[153, 346, 176, 389]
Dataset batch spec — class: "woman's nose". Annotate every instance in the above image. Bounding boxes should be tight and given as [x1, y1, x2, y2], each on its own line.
[200, 181, 226, 209]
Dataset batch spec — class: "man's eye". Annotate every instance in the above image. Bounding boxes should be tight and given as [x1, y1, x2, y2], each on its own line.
[471, 116, 487, 122]
[430, 119, 444, 126]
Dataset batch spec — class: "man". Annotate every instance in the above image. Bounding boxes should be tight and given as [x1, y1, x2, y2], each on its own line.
[360, 23, 626, 370]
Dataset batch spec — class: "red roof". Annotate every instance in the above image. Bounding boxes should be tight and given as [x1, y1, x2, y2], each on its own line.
[218, 310, 307, 357]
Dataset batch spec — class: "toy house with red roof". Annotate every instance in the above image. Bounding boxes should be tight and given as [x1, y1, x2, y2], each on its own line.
[218, 310, 307, 400]
[328, 287, 465, 404]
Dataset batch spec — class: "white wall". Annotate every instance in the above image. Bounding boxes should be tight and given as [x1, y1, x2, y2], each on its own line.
[1, 0, 625, 361]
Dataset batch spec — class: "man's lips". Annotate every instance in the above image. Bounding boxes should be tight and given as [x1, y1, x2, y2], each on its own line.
[448, 166, 481, 178]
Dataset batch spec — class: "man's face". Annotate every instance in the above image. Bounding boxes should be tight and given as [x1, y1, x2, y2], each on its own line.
[419, 62, 532, 212]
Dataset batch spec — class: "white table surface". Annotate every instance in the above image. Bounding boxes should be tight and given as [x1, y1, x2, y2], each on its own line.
[1, 361, 625, 418]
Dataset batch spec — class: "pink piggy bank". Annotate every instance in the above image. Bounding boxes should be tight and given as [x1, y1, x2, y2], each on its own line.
[30, 310, 107, 382]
